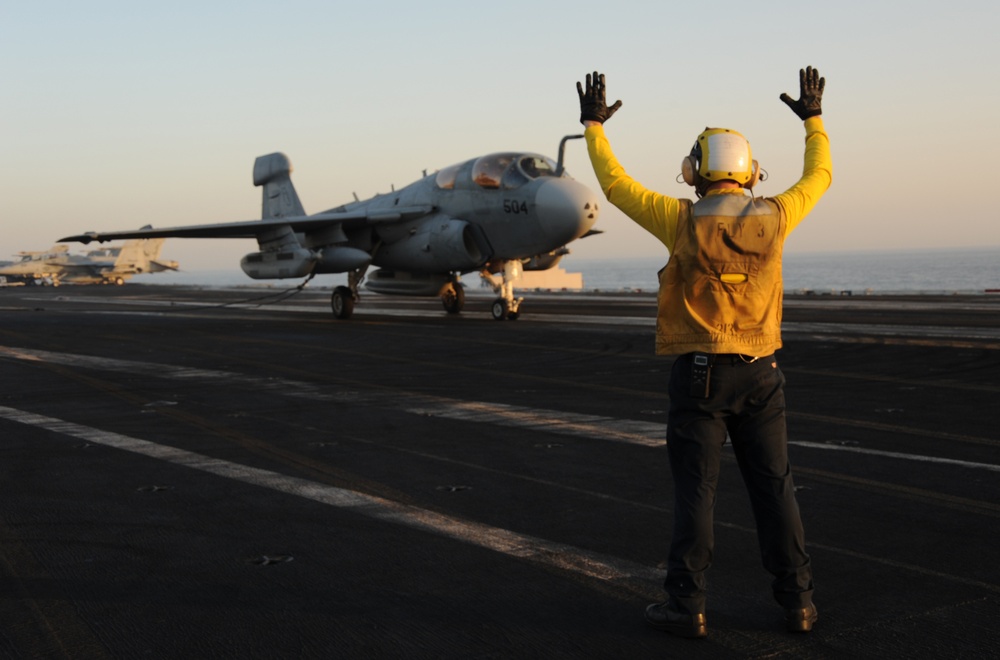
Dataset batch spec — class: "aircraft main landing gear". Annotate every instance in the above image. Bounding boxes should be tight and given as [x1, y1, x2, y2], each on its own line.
[441, 279, 465, 314]
[330, 285, 356, 319]
[329, 266, 371, 320]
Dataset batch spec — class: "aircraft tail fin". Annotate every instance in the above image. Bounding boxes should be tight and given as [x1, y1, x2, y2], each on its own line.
[114, 239, 151, 273]
[140, 237, 166, 262]
[253, 153, 305, 220]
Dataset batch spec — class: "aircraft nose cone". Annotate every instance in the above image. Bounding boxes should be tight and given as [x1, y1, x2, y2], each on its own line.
[535, 179, 600, 245]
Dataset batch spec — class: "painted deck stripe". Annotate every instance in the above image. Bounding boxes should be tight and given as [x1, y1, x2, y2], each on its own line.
[0, 345, 664, 447]
[788, 440, 1000, 473]
[2, 344, 997, 472]
[2, 404, 998, 596]
[0, 405, 660, 594]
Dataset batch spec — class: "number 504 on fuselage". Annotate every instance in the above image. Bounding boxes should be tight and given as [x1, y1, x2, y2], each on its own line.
[60, 136, 601, 320]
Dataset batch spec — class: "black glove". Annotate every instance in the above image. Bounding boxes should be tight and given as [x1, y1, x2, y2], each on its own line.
[780, 66, 825, 120]
[577, 71, 622, 124]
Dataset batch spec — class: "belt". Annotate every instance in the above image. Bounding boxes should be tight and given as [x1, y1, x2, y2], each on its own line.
[689, 352, 772, 365]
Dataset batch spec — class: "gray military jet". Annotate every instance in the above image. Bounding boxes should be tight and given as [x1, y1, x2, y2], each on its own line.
[60, 136, 600, 320]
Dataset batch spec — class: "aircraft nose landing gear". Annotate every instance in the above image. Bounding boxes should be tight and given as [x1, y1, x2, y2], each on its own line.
[490, 297, 522, 321]
[481, 260, 524, 321]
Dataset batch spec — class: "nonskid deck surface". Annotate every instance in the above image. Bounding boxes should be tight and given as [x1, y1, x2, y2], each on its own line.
[1, 286, 997, 658]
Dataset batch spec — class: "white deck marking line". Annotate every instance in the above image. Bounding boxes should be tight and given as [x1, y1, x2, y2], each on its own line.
[3, 404, 998, 595]
[2, 345, 998, 471]
[0, 346, 664, 447]
[789, 440, 1000, 473]
[408, 400, 664, 447]
[0, 405, 660, 593]
[3, 343, 999, 594]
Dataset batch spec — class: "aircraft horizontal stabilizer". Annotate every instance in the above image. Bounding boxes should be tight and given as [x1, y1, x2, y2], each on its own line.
[150, 260, 180, 272]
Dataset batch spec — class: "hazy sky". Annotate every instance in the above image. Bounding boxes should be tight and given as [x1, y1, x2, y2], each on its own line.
[3, 0, 997, 271]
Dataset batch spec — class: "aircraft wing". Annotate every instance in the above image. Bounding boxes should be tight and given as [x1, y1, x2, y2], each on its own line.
[59, 205, 436, 244]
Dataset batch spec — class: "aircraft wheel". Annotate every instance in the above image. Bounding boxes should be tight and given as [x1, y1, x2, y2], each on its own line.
[331, 286, 355, 320]
[442, 285, 465, 314]
[114, 277, 125, 286]
[491, 298, 508, 321]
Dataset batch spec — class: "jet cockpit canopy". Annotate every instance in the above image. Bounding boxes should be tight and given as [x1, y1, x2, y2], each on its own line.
[435, 153, 560, 191]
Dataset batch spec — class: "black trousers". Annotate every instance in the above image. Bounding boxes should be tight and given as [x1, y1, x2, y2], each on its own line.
[664, 352, 813, 614]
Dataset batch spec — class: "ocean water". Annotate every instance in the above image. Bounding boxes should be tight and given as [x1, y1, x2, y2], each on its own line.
[781, 247, 1000, 294]
[573, 247, 1000, 295]
[135, 247, 1000, 295]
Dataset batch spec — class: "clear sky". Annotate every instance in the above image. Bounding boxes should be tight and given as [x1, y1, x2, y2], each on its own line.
[3, 0, 998, 271]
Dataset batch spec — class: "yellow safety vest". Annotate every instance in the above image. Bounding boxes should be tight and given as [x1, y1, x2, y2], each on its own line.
[655, 192, 787, 356]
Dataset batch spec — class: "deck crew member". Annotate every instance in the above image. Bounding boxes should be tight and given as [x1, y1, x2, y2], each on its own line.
[576, 66, 832, 638]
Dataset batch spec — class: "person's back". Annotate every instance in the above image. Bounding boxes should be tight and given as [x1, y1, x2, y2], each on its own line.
[576, 67, 831, 639]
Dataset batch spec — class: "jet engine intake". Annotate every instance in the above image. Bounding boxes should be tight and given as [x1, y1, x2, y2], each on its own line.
[240, 248, 316, 279]
[376, 218, 491, 273]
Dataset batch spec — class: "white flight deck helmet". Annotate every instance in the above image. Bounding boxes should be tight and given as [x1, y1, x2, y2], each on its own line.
[680, 128, 761, 196]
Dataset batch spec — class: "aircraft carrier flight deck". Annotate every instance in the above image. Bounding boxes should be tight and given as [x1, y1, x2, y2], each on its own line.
[1, 285, 998, 658]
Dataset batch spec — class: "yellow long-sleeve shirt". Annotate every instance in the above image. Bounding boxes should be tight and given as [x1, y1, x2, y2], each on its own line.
[584, 117, 832, 253]
[586, 117, 831, 355]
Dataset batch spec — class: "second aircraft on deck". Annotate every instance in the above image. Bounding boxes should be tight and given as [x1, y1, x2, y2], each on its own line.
[60, 136, 600, 320]
[1, 232, 178, 286]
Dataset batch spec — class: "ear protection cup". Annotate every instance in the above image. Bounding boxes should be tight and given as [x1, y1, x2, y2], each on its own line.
[681, 155, 699, 187]
[745, 159, 760, 190]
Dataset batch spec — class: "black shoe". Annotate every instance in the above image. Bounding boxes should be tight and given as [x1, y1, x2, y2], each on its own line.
[785, 603, 818, 632]
[645, 601, 707, 639]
